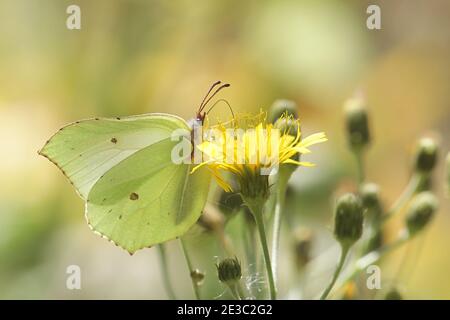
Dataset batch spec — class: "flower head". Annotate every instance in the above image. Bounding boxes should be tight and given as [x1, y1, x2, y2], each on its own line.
[344, 98, 370, 150]
[192, 112, 327, 196]
[216, 257, 242, 285]
[413, 137, 438, 174]
[406, 191, 438, 236]
[334, 193, 364, 249]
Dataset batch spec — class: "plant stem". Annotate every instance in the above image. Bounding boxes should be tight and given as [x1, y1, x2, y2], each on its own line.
[228, 282, 244, 300]
[270, 171, 289, 287]
[320, 245, 350, 300]
[336, 233, 409, 289]
[247, 199, 277, 300]
[179, 238, 201, 300]
[383, 173, 422, 222]
[157, 244, 177, 300]
[243, 218, 256, 272]
[354, 149, 365, 187]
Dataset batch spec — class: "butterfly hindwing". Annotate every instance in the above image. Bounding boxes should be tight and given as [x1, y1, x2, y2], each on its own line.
[86, 137, 211, 253]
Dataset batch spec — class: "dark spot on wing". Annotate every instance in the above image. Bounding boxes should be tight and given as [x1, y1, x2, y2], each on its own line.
[130, 192, 139, 200]
[95, 118, 100, 120]
[108, 209, 112, 213]
[119, 215, 122, 219]
[111, 137, 117, 144]
[116, 117, 121, 120]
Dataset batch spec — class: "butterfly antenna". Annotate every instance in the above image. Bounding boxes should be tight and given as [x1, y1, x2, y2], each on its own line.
[198, 81, 222, 113]
[206, 99, 235, 120]
[200, 83, 231, 113]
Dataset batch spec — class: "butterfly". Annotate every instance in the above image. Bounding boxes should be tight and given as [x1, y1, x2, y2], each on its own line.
[39, 81, 230, 254]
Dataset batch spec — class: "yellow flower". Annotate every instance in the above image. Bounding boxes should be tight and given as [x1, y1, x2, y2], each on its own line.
[192, 112, 327, 195]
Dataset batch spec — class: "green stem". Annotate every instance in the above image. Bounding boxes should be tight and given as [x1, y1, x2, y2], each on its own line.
[236, 282, 246, 300]
[320, 245, 350, 300]
[270, 172, 289, 287]
[383, 174, 422, 222]
[337, 233, 409, 289]
[179, 238, 201, 300]
[157, 244, 177, 300]
[247, 200, 277, 300]
[243, 214, 261, 299]
[228, 282, 244, 300]
[243, 219, 256, 273]
[354, 149, 365, 187]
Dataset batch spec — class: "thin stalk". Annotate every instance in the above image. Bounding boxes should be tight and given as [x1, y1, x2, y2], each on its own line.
[354, 149, 365, 187]
[270, 172, 289, 286]
[243, 208, 265, 299]
[228, 282, 244, 300]
[247, 200, 277, 300]
[243, 220, 256, 272]
[320, 245, 350, 300]
[157, 244, 177, 300]
[383, 173, 422, 222]
[179, 238, 201, 300]
[336, 233, 409, 289]
[236, 282, 246, 300]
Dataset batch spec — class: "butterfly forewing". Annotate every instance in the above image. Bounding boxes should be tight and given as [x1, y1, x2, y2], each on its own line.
[39, 113, 188, 199]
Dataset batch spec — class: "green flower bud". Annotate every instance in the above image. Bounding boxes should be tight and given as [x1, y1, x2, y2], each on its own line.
[190, 269, 205, 285]
[361, 184, 384, 254]
[216, 257, 242, 285]
[268, 99, 298, 123]
[414, 138, 438, 173]
[217, 189, 247, 217]
[274, 117, 300, 163]
[344, 98, 370, 150]
[334, 193, 364, 249]
[360, 183, 381, 209]
[406, 192, 438, 236]
[274, 117, 299, 137]
[384, 288, 403, 300]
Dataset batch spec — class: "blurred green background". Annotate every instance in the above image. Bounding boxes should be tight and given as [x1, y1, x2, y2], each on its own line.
[0, 0, 449, 299]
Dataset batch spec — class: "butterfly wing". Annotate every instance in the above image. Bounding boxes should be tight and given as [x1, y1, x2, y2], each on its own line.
[39, 113, 187, 199]
[86, 137, 211, 253]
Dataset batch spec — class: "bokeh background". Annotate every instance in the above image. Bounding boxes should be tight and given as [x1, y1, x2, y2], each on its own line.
[0, 0, 449, 299]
